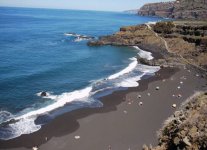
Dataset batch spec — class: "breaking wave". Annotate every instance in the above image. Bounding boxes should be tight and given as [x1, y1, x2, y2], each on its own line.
[0, 47, 160, 140]
[64, 32, 95, 42]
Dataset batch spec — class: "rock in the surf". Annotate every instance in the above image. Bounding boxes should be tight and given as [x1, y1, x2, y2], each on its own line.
[40, 91, 47, 97]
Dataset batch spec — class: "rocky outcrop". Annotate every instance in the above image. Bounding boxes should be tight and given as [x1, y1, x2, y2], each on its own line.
[88, 21, 207, 70]
[137, 56, 180, 68]
[88, 25, 167, 55]
[40, 92, 47, 97]
[138, 0, 207, 19]
[143, 92, 207, 150]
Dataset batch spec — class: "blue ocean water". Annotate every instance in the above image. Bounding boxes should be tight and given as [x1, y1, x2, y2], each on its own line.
[0, 7, 161, 140]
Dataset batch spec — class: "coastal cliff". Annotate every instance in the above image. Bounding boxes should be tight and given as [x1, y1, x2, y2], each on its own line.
[138, 2, 175, 18]
[138, 0, 207, 19]
[88, 21, 207, 149]
[88, 21, 207, 71]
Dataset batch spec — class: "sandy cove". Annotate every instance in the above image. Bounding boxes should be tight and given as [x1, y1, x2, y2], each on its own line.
[0, 64, 206, 150]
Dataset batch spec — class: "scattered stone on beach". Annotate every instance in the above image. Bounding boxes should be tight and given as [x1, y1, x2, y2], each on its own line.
[148, 92, 207, 149]
[162, 79, 166, 82]
[32, 146, 38, 150]
[178, 94, 182, 98]
[172, 104, 177, 108]
[139, 102, 143, 106]
[147, 93, 151, 96]
[138, 95, 142, 98]
[172, 94, 175, 97]
[156, 86, 160, 90]
[180, 81, 183, 84]
[196, 74, 200, 77]
[45, 137, 48, 141]
[128, 102, 132, 105]
[40, 91, 47, 97]
[123, 110, 127, 114]
[177, 86, 181, 89]
[188, 70, 191, 73]
[74, 135, 80, 139]
[170, 77, 174, 81]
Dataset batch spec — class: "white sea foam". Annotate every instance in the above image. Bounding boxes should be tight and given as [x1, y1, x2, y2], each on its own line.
[0, 48, 160, 140]
[0, 111, 14, 124]
[115, 64, 160, 88]
[0, 87, 92, 140]
[2, 117, 41, 140]
[64, 33, 81, 37]
[19, 87, 92, 119]
[74, 37, 91, 42]
[116, 78, 140, 87]
[133, 46, 153, 60]
[137, 64, 160, 74]
[64, 33, 94, 42]
[108, 57, 138, 80]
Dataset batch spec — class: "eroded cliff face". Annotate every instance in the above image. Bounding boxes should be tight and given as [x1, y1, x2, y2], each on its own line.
[173, 0, 207, 19]
[138, 0, 207, 19]
[138, 2, 175, 18]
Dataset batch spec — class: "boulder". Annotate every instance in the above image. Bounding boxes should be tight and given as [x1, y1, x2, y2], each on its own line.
[40, 92, 47, 97]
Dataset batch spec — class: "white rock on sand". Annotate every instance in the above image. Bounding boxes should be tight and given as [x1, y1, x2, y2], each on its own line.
[128, 102, 132, 105]
[74, 136, 80, 139]
[156, 86, 160, 90]
[32, 147, 38, 150]
[178, 94, 182, 98]
[139, 102, 143, 106]
[172, 104, 177, 108]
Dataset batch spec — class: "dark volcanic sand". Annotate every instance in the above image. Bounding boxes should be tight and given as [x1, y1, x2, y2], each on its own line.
[0, 66, 206, 150]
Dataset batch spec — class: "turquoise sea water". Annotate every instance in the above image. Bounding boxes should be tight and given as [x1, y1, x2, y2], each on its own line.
[0, 7, 161, 140]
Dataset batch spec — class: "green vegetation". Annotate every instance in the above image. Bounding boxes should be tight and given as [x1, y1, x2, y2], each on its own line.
[153, 22, 175, 34]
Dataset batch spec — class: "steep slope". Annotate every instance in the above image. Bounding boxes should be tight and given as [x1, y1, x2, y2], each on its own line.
[138, 0, 207, 19]
[173, 0, 207, 19]
[138, 2, 175, 18]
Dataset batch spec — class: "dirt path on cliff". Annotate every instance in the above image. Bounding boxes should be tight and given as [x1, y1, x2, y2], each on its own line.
[145, 23, 207, 72]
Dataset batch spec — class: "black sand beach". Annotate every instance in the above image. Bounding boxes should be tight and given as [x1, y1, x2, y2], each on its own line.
[0, 65, 206, 150]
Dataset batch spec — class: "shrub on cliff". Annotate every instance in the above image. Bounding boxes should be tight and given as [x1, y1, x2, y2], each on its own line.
[154, 22, 175, 34]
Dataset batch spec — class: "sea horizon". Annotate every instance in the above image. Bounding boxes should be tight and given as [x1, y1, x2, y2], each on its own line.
[0, 6, 135, 13]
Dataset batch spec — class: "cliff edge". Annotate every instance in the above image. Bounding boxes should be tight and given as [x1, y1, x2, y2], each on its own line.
[138, 0, 207, 19]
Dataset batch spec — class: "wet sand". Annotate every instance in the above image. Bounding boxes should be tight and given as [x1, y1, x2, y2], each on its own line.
[0, 66, 206, 150]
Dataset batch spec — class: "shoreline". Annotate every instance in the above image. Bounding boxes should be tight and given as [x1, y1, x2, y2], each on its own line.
[1, 5, 206, 150]
[0, 47, 163, 148]
[1, 20, 206, 149]
[0, 67, 175, 149]
[1, 64, 206, 149]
